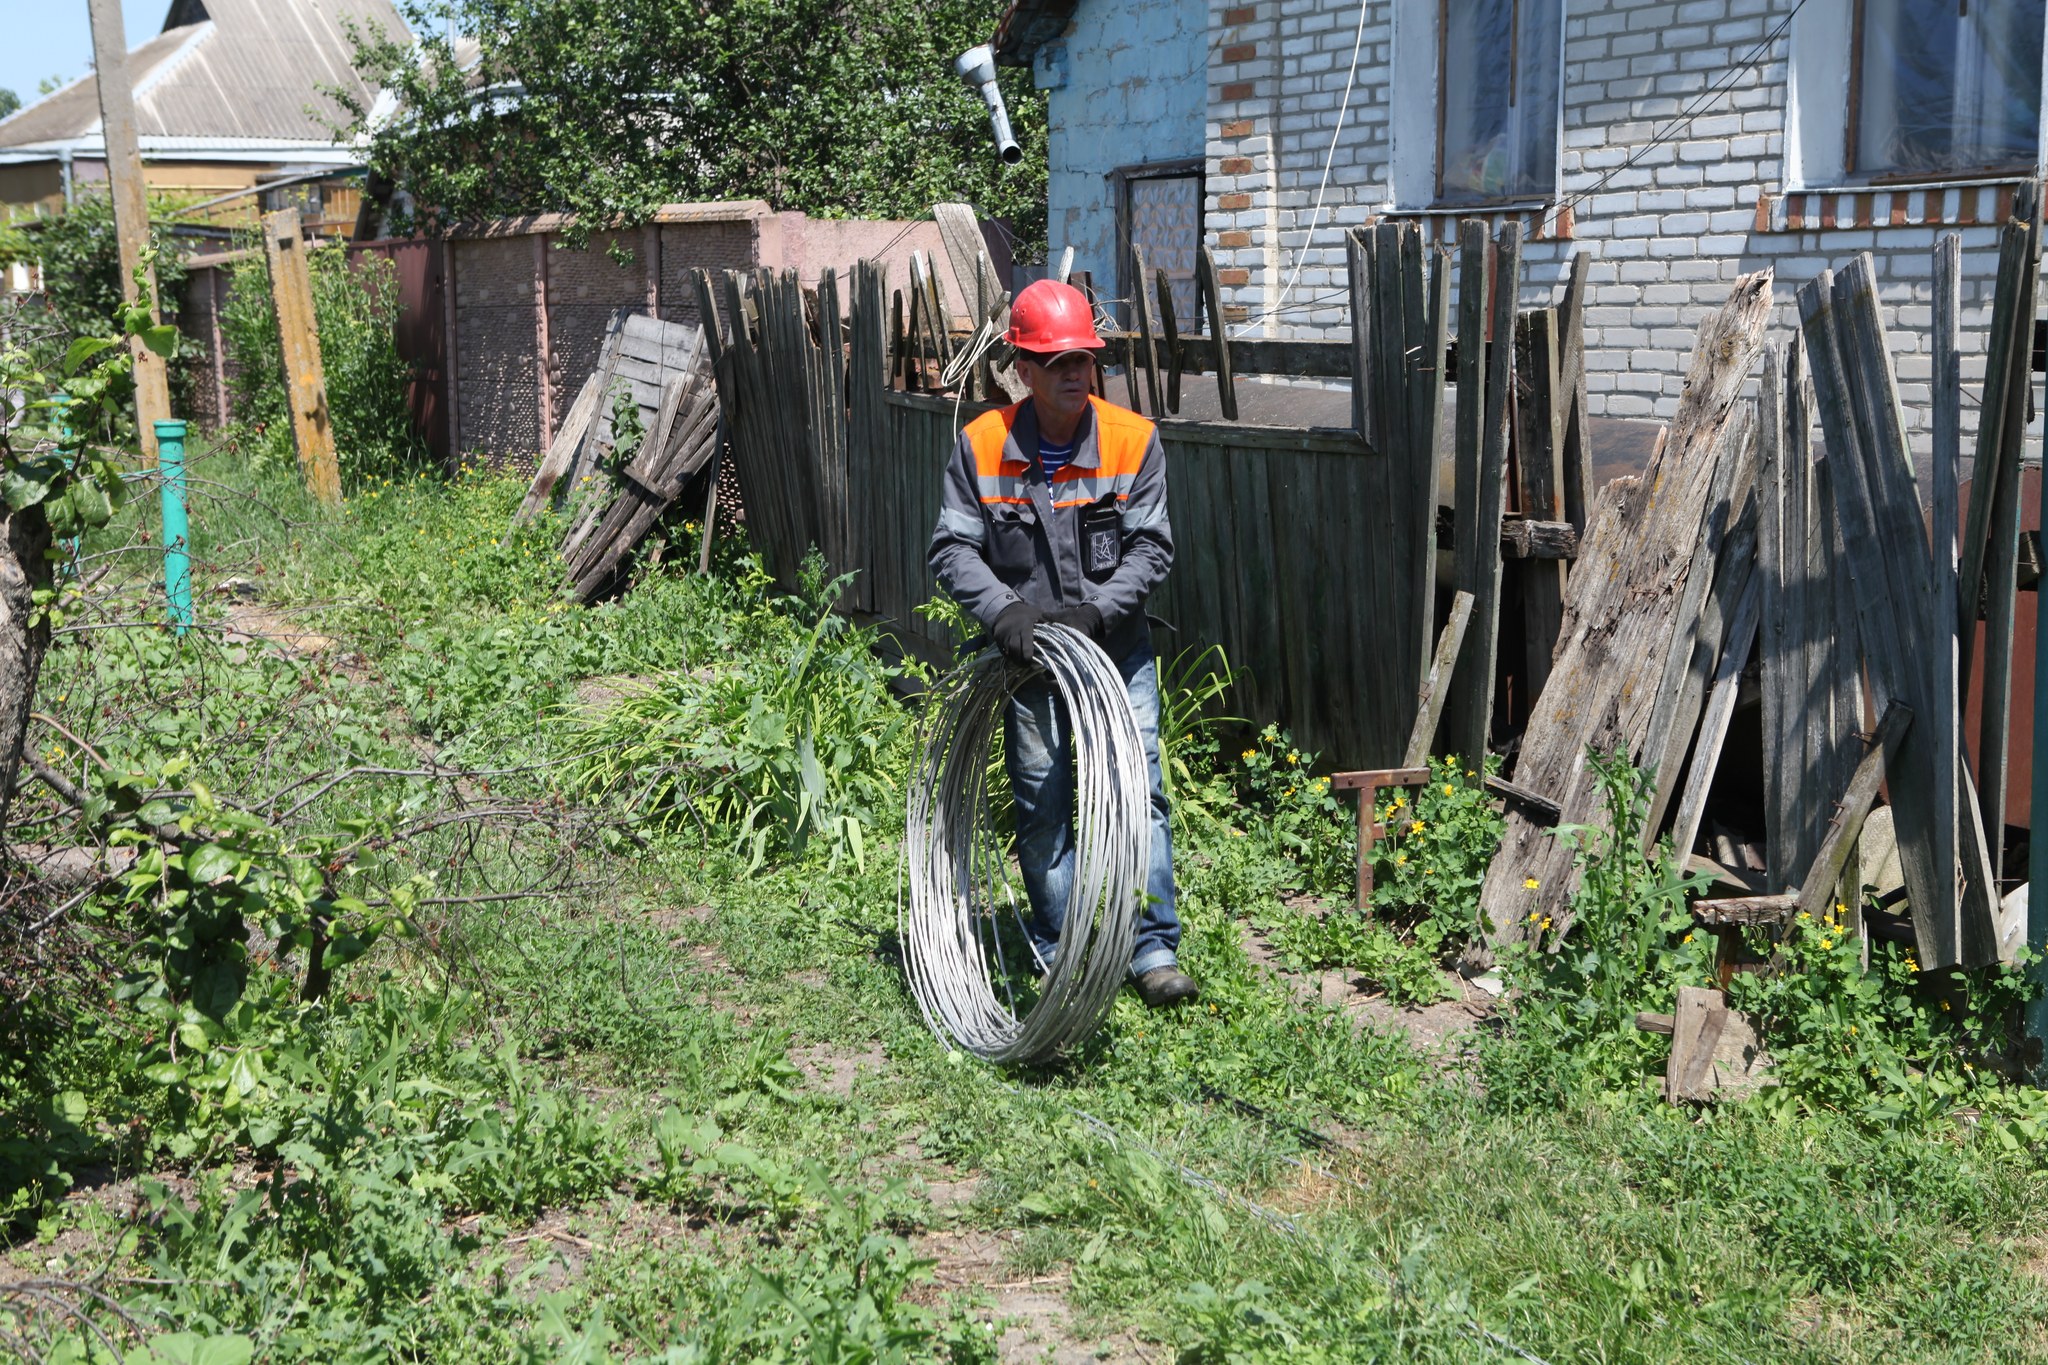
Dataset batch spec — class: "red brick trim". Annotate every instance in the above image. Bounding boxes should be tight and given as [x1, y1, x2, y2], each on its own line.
[1222, 42, 1256, 63]
[1220, 81, 1255, 102]
[1758, 182, 2029, 233]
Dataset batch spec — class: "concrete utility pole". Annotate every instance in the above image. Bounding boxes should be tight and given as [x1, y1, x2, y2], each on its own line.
[86, 0, 171, 460]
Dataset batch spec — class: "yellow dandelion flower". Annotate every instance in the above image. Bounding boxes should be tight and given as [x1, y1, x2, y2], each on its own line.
[1523, 877, 1540, 890]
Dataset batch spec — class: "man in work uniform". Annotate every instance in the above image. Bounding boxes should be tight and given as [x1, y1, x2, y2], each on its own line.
[927, 279, 1198, 1009]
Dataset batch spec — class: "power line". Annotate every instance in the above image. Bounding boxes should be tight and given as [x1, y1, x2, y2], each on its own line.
[1558, 0, 1813, 216]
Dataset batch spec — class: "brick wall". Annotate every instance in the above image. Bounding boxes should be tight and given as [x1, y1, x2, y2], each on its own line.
[1035, 0, 1208, 298]
[444, 203, 949, 467]
[1042, 0, 2038, 460]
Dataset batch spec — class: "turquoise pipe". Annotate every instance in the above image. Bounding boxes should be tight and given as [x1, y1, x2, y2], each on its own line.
[2030, 479, 2048, 1080]
[155, 419, 191, 635]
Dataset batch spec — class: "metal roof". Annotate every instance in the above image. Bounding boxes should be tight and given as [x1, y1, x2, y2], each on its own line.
[0, 0, 410, 153]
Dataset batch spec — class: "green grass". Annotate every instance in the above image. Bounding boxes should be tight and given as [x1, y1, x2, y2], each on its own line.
[5, 448, 2048, 1362]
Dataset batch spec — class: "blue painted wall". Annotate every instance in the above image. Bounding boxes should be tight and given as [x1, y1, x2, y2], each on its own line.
[1038, 0, 1208, 302]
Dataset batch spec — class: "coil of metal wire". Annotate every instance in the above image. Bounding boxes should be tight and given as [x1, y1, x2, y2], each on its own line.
[902, 623, 1150, 1063]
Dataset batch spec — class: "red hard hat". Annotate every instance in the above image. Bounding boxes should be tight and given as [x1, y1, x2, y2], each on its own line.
[1007, 278, 1103, 354]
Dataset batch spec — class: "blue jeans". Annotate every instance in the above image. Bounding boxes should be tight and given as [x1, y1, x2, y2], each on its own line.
[1004, 640, 1180, 977]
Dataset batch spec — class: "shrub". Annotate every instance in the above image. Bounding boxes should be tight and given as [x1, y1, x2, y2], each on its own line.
[218, 243, 425, 484]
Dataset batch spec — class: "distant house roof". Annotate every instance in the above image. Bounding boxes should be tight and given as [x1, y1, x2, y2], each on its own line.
[0, 0, 410, 163]
[993, 0, 1081, 66]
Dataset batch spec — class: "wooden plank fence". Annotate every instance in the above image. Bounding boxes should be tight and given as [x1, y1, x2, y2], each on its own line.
[699, 219, 1518, 769]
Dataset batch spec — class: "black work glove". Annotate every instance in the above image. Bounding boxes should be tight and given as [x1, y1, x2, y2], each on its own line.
[1045, 603, 1105, 643]
[992, 601, 1044, 664]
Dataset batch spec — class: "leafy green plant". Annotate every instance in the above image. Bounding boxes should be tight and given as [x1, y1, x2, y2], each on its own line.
[574, 558, 906, 869]
[1157, 643, 1241, 840]
[1272, 914, 1453, 1005]
[218, 244, 425, 484]
[1486, 749, 1716, 1100]
[1233, 724, 1351, 898]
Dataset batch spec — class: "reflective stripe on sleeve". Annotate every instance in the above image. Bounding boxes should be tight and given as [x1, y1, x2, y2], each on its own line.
[1121, 499, 1167, 531]
[939, 505, 987, 543]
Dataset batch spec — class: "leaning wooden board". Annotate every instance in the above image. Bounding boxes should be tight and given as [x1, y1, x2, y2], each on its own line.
[1478, 271, 1775, 956]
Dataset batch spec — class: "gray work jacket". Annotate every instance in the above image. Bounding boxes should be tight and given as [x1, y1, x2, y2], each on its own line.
[927, 395, 1173, 660]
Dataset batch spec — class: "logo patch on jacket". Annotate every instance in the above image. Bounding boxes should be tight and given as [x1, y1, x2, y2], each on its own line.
[1086, 520, 1119, 574]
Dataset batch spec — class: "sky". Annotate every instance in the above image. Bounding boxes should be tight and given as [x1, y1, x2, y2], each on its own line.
[0, 1, 173, 113]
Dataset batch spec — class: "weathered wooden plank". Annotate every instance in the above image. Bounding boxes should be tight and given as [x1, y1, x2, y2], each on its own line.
[1478, 271, 1774, 953]
[262, 208, 341, 505]
[1131, 243, 1165, 417]
[1412, 242, 1453, 684]
[1958, 203, 2034, 663]
[1515, 307, 1567, 703]
[1404, 590, 1476, 767]
[1641, 462, 1758, 848]
[1974, 208, 2037, 879]
[1347, 228, 1373, 445]
[1155, 268, 1183, 414]
[1797, 703, 1912, 920]
[1799, 257, 1990, 967]
[1554, 251, 1593, 533]
[1669, 566, 1762, 863]
[1196, 245, 1238, 418]
[1444, 220, 1495, 768]
[1757, 342, 1798, 889]
[515, 370, 603, 526]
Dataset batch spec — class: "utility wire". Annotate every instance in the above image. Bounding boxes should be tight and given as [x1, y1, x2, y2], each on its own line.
[1557, 0, 1813, 216]
[902, 626, 1151, 1063]
[1237, 0, 1374, 337]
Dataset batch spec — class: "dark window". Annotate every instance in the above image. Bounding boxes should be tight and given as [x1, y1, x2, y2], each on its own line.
[1113, 160, 1203, 331]
[1437, 0, 1564, 204]
[1849, 0, 2044, 180]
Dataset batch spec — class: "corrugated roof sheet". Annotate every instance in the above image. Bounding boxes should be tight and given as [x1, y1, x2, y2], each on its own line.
[0, 0, 410, 151]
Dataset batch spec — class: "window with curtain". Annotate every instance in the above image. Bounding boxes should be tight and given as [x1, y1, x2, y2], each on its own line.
[1437, 0, 1564, 204]
[1850, 0, 2045, 179]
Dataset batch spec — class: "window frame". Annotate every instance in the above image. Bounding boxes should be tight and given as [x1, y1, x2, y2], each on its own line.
[1110, 157, 1205, 333]
[1842, 0, 2045, 184]
[1431, 0, 1566, 208]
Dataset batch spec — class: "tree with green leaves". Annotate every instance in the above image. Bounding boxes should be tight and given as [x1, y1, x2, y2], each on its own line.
[0, 90, 20, 121]
[341, 0, 1047, 252]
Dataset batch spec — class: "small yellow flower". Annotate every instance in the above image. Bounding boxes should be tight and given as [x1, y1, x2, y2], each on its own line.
[1391, 793, 1406, 809]
[1528, 911, 1540, 922]
[1799, 911, 1812, 920]
[1523, 877, 1540, 890]
[1394, 853, 1407, 867]
[1287, 751, 1299, 764]
[1820, 939, 1833, 951]
[1443, 783, 1454, 796]
[1467, 769, 1476, 777]
[1241, 749, 1255, 761]
[1849, 1026, 1857, 1035]
[1941, 1000, 1952, 1011]
[1540, 917, 1553, 931]
[1285, 787, 1295, 797]
[1683, 933, 1694, 944]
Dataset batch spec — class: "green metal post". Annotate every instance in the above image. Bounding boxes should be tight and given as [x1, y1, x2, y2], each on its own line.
[2031, 466, 2048, 1080]
[154, 419, 191, 635]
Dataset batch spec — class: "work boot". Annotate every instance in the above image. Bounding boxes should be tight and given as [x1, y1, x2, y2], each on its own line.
[1134, 966, 1199, 1008]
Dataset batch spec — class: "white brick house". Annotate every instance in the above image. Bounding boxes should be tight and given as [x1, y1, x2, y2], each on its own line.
[992, 0, 2047, 453]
